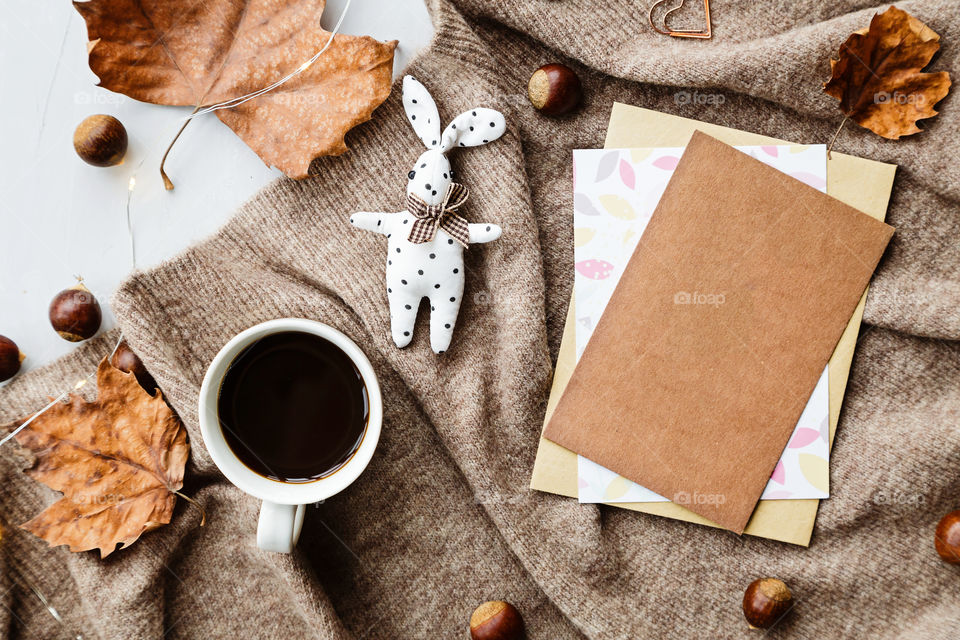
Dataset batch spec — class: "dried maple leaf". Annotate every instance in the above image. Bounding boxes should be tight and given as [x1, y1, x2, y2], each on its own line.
[10, 359, 189, 558]
[824, 6, 951, 139]
[73, 0, 397, 182]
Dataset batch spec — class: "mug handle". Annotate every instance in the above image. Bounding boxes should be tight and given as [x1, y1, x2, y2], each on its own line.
[257, 501, 305, 553]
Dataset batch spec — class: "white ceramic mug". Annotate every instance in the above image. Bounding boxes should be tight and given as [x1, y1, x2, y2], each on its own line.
[198, 318, 382, 553]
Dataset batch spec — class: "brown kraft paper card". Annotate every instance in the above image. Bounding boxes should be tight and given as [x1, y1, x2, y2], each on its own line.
[543, 131, 894, 533]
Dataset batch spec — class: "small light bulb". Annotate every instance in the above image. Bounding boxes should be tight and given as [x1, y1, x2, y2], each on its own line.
[298, 60, 313, 72]
[128, 176, 136, 191]
[74, 379, 87, 390]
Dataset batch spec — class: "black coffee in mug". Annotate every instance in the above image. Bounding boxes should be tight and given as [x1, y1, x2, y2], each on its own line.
[217, 331, 369, 483]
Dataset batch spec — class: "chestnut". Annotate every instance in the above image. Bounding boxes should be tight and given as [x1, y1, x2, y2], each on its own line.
[527, 63, 582, 116]
[73, 114, 128, 167]
[49, 283, 102, 342]
[111, 340, 158, 392]
[742, 577, 792, 629]
[935, 510, 960, 564]
[470, 600, 524, 640]
[0, 335, 24, 382]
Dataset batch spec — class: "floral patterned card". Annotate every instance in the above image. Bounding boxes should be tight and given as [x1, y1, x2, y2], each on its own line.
[573, 145, 831, 503]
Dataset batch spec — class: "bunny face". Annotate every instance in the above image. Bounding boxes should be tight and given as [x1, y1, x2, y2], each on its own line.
[407, 150, 453, 207]
[401, 76, 506, 205]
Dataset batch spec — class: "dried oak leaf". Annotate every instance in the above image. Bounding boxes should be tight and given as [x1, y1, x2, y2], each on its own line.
[73, 0, 397, 179]
[824, 6, 951, 139]
[11, 359, 189, 558]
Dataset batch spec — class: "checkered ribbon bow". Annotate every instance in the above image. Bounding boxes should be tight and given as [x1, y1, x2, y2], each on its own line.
[406, 183, 470, 247]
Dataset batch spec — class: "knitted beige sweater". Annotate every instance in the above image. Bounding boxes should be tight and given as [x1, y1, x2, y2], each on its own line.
[2, 1, 958, 638]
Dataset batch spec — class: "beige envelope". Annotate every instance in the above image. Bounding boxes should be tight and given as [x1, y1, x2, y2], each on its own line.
[530, 103, 897, 545]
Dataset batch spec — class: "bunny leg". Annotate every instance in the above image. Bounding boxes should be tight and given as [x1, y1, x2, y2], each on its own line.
[388, 290, 421, 348]
[427, 295, 462, 354]
[468, 223, 502, 244]
[428, 272, 465, 354]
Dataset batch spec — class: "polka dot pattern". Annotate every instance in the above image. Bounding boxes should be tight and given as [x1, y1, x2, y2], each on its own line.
[348, 74, 506, 354]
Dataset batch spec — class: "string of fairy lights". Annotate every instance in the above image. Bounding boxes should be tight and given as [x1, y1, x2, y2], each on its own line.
[189, 0, 353, 119]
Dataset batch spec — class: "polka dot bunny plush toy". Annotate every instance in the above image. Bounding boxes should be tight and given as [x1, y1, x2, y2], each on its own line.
[350, 76, 506, 354]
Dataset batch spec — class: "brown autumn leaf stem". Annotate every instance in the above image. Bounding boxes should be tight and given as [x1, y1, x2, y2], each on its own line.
[160, 106, 200, 191]
[173, 490, 207, 527]
[826, 116, 848, 159]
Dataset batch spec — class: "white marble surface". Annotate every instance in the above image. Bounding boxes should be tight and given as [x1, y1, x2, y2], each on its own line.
[0, 0, 433, 376]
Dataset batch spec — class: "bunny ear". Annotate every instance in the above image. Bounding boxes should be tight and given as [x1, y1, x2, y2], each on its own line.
[402, 76, 443, 150]
[440, 108, 506, 152]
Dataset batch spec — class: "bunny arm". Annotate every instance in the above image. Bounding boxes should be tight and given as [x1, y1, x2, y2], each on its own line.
[350, 211, 400, 236]
[468, 223, 502, 244]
